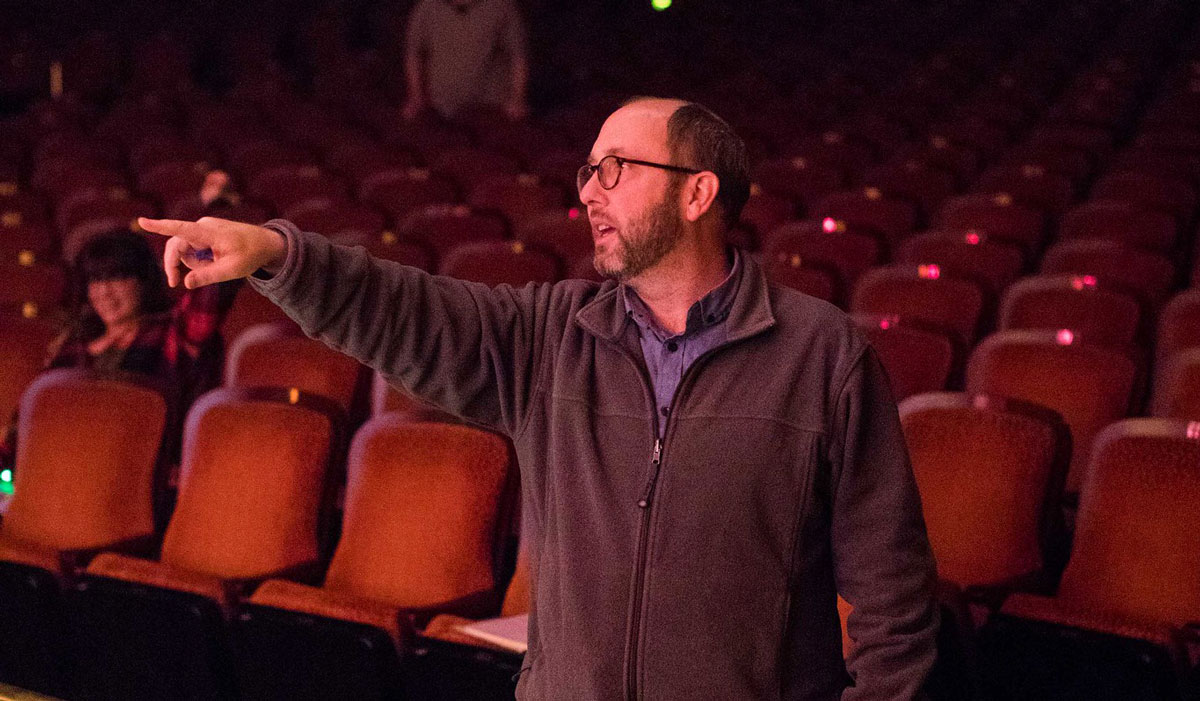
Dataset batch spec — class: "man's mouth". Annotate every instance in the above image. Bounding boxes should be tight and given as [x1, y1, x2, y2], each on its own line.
[594, 224, 617, 240]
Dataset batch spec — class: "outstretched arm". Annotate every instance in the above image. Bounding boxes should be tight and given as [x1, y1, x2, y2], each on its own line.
[139, 216, 549, 434]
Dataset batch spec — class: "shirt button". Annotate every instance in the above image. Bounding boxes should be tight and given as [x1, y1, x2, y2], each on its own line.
[661, 407, 670, 417]
[666, 341, 678, 352]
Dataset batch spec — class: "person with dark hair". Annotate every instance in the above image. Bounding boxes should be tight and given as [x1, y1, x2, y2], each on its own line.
[142, 97, 938, 700]
[0, 176, 241, 473]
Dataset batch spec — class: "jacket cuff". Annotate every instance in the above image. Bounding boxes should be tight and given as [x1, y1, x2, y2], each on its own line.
[250, 219, 303, 292]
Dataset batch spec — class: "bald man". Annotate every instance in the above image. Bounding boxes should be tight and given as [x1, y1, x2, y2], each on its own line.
[141, 97, 939, 700]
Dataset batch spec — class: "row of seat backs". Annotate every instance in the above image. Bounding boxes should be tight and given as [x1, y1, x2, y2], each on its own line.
[844, 394, 1200, 685]
[0, 370, 518, 617]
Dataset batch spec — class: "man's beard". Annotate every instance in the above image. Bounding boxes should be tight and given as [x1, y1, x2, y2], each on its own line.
[595, 185, 684, 281]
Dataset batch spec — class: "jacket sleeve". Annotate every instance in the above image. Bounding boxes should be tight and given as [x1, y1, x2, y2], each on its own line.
[248, 219, 549, 436]
[827, 345, 939, 700]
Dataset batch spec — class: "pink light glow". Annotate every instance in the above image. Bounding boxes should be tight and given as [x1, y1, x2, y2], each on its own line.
[568, 207, 581, 220]
[1056, 329, 1075, 345]
[1070, 275, 1098, 291]
[918, 264, 941, 280]
[822, 217, 838, 233]
[1187, 422, 1200, 440]
[964, 231, 981, 245]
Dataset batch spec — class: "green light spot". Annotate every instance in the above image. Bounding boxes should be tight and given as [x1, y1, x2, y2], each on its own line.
[651, 0, 671, 10]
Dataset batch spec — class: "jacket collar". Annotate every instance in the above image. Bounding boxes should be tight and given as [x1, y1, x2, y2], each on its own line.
[575, 249, 777, 345]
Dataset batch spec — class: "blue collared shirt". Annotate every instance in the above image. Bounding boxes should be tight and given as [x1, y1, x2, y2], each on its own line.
[621, 250, 743, 438]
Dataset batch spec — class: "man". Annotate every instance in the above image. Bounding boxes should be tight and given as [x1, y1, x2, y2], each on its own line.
[401, 0, 528, 121]
[140, 97, 939, 700]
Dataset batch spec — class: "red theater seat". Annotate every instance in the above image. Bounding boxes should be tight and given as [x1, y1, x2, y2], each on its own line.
[398, 204, 507, 265]
[1057, 201, 1177, 253]
[763, 253, 837, 303]
[233, 419, 514, 700]
[861, 160, 957, 221]
[468, 174, 566, 228]
[73, 387, 340, 700]
[966, 329, 1136, 495]
[513, 208, 592, 262]
[813, 188, 918, 252]
[751, 156, 845, 213]
[936, 194, 1046, 257]
[1152, 348, 1200, 421]
[0, 371, 168, 694]
[1157, 290, 1200, 367]
[763, 220, 882, 301]
[1090, 171, 1197, 224]
[284, 200, 386, 240]
[900, 392, 1070, 624]
[439, 241, 562, 287]
[981, 419, 1200, 700]
[998, 274, 1142, 350]
[1039, 239, 1176, 310]
[356, 167, 458, 223]
[431, 147, 521, 193]
[971, 164, 1075, 217]
[851, 264, 985, 346]
[226, 322, 366, 416]
[853, 315, 957, 399]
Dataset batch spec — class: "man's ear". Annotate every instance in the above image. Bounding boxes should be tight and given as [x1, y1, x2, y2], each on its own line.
[682, 171, 720, 223]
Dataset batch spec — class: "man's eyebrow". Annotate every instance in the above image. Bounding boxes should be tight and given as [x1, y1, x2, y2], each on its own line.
[586, 147, 629, 164]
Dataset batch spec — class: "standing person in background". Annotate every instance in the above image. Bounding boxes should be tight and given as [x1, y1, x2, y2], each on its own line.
[401, 0, 529, 121]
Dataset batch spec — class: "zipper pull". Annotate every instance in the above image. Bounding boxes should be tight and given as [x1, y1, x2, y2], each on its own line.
[638, 440, 663, 508]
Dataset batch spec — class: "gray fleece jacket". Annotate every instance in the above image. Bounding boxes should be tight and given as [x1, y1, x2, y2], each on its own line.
[251, 220, 939, 700]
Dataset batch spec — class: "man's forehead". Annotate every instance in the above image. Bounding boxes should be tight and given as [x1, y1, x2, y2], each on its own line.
[588, 102, 675, 161]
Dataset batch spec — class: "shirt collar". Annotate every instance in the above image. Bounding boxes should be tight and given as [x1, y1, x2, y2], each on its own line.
[620, 248, 742, 340]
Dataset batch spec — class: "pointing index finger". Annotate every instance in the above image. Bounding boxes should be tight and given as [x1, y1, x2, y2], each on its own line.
[138, 217, 208, 244]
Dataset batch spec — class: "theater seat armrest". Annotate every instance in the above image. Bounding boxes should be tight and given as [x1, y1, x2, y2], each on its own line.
[248, 578, 413, 648]
[60, 533, 160, 576]
[1000, 593, 1176, 647]
[224, 560, 325, 598]
[85, 552, 231, 610]
[402, 587, 501, 630]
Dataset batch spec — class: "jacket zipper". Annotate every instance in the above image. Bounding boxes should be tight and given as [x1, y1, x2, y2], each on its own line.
[625, 436, 662, 701]
[619, 341, 734, 701]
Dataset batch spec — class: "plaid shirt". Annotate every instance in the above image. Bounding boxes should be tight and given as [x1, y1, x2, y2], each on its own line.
[0, 280, 241, 470]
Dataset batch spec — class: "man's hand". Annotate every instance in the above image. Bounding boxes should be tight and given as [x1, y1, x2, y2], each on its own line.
[138, 217, 287, 289]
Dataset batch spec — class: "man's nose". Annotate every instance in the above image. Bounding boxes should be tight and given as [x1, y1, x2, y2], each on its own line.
[578, 171, 604, 206]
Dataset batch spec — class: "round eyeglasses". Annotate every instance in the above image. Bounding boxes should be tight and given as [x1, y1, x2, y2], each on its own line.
[577, 155, 701, 193]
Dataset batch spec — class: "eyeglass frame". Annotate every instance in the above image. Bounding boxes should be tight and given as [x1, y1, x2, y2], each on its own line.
[577, 155, 703, 193]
